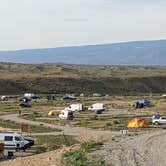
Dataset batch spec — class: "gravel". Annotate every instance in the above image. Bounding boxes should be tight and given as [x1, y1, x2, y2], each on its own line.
[90, 129, 166, 166]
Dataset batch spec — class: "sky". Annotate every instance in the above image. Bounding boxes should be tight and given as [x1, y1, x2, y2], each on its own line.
[0, 0, 166, 50]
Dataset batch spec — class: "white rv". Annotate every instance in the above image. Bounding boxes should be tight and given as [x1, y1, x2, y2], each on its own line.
[0, 132, 30, 151]
[59, 110, 74, 120]
[65, 103, 83, 112]
[88, 103, 105, 112]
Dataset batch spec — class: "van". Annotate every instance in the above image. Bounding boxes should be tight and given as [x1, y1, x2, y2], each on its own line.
[0, 132, 30, 151]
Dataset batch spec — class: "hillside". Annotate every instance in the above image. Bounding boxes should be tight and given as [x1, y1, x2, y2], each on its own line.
[0, 63, 166, 95]
[0, 40, 166, 65]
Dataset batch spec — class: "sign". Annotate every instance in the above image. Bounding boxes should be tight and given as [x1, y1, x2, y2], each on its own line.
[21, 124, 29, 133]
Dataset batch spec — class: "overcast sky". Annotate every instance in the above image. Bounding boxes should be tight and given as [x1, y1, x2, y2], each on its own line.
[0, 0, 166, 50]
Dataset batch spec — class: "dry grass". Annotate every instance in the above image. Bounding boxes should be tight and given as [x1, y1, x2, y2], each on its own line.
[0, 63, 166, 79]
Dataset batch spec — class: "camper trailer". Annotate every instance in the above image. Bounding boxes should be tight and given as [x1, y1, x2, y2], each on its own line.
[59, 110, 74, 120]
[88, 103, 105, 114]
[65, 103, 83, 112]
[0, 132, 30, 151]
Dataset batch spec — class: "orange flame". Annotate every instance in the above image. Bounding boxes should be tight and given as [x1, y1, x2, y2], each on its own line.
[127, 118, 147, 128]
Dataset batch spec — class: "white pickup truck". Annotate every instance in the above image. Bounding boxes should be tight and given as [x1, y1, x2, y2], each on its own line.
[152, 117, 166, 125]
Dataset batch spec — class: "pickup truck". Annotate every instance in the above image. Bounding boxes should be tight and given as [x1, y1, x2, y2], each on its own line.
[152, 117, 166, 125]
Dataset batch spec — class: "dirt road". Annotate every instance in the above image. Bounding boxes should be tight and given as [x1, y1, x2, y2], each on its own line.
[0, 114, 116, 141]
[91, 129, 166, 166]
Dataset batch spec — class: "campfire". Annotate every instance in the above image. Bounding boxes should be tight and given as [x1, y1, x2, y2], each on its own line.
[127, 118, 148, 128]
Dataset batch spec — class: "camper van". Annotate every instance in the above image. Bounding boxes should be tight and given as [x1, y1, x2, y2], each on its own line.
[0, 132, 30, 151]
[65, 103, 83, 112]
[88, 103, 105, 114]
[59, 110, 74, 120]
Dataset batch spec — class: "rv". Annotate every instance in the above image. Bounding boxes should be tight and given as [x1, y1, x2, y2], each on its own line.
[59, 110, 74, 120]
[88, 103, 105, 114]
[0, 132, 30, 151]
[65, 103, 83, 112]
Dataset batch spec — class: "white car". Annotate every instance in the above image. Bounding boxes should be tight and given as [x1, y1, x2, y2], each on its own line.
[152, 117, 166, 125]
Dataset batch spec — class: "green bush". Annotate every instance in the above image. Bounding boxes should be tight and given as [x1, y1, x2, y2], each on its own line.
[63, 142, 104, 166]
[34, 135, 78, 154]
[113, 120, 120, 124]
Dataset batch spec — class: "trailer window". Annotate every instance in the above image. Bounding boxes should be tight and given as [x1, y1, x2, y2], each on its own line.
[161, 117, 166, 120]
[4, 136, 13, 141]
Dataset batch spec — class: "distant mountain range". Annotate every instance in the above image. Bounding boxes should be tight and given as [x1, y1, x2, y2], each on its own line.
[0, 40, 166, 65]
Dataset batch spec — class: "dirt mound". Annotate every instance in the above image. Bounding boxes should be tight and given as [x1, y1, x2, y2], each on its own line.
[0, 144, 80, 166]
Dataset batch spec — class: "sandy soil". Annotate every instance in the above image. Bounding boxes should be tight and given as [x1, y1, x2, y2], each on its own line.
[0, 144, 80, 166]
[91, 129, 166, 166]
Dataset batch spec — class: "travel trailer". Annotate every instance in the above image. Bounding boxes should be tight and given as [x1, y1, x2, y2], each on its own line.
[59, 110, 74, 120]
[88, 103, 105, 114]
[65, 103, 83, 112]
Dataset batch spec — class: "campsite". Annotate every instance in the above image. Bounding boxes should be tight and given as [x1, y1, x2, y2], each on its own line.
[0, 83, 166, 165]
[0, 0, 166, 165]
[0, 64, 165, 165]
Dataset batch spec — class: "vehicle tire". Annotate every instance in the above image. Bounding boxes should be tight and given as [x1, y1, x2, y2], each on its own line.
[155, 122, 159, 125]
[16, 144, 20, 151]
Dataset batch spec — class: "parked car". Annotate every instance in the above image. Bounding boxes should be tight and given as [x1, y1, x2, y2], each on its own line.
[22, 136, 34, 147]
[152, 117, 166, 125]
[19, 97, 31, 102]
[0, 132, 30, 151]
[63, 94, 76, 100]
[152, 114, 160, 119]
